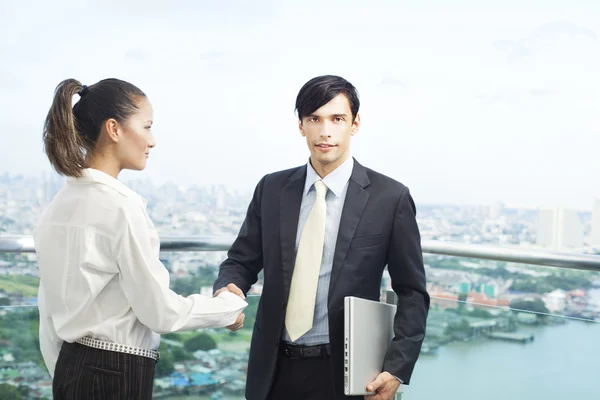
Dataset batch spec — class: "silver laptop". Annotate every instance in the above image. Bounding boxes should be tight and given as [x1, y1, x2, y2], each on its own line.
[344, 296, 396, 396]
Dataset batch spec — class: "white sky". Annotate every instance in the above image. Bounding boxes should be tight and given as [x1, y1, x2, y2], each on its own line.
[1, 0, 599, 209]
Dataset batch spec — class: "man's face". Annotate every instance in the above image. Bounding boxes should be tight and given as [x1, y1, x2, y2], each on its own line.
[299, 94, 360, 177]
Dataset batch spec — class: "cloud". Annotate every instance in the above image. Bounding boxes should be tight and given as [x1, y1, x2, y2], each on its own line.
[530, 20, 597, 42]
[125, 48, 152, 62]
[0, 67, 25, 92]
[380, 77, 409, 89]
[476, 88, 558, 107]
[491, 39, 518, 55]
[1, 1, 599, 210]
[475, 92, 520, 107]
[493, 20, 599, 64]
[529, 88, 557, 97]
[198, 51, 226, 62]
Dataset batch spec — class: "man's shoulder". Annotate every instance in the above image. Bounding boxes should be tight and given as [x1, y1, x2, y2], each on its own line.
[260, 165, 305, 186]
[360, 164, 418, 214]
[360, 163, 408, 193]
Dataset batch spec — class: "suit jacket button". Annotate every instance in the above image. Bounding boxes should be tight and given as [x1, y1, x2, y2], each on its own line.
[275, 340, 280, 346]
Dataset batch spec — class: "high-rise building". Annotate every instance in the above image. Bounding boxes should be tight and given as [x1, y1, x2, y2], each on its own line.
[536, 206, 584, 251]
[590, 196, 600, 247]
[489, 202, 505, 219]
[42, 170, 64, 205]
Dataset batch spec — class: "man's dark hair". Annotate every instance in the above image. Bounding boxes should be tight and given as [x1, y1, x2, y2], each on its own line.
[295, 75, 360, 122]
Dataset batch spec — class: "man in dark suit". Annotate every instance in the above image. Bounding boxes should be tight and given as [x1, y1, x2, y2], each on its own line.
[213, 75, 429, 400]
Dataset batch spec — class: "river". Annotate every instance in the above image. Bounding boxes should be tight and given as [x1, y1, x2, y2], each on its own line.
[405, 318, 600, 399]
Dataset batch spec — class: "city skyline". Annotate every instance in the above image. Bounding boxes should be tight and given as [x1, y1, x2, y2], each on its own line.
[1, 0, 598, 210]
[1, 170, 597, 256]
[1, 168, 599, 214]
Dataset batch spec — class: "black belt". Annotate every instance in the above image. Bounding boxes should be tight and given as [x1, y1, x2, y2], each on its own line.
[280, 342, 331, 359]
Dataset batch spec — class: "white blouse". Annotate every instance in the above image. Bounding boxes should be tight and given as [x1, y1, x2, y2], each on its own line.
[34, 168, 247, 377]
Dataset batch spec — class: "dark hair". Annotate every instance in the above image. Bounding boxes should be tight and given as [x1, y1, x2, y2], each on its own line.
[295, 75, 360, 122]
[43, 78, 146, 177]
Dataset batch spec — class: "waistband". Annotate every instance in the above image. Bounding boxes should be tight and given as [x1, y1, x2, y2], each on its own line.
[280, 342, 331, 359]
[75, 336, 160, 362]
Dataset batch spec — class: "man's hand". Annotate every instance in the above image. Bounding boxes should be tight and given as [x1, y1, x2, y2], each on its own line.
[214, 283, 246, 331]
[214, 283, 246, 300]
[364, 371, 401, 400]
[226, 312, 245, 331]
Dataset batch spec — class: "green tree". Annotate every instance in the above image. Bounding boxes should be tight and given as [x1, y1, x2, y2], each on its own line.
[171, 346, 188, 362]
[468, 308, 494, 319]
[444, 319, 471, 337]
[196, 266, 217, 282]
[162, 332, 184, 342]
[155, 342, 175, 377]
[183, 332, 217, 352]
[171, 274, 214, 297]
[155, 353, 174, 377]
[242, 296, 259, 331]
[510, 299, 549, 315]
[0, 383, 26, 400]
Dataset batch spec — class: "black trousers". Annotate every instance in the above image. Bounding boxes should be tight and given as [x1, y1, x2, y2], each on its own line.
[267, 345, 336, 400]
[52, 341, 156, 400]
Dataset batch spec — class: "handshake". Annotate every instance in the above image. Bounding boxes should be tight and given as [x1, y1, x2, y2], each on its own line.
[214, 283, 246, 331]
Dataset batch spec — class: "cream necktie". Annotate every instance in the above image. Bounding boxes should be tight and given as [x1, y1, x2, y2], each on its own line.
[285, 180, 328, 341]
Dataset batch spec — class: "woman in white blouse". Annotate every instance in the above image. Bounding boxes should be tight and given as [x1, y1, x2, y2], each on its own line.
[34, 78, 247, 400]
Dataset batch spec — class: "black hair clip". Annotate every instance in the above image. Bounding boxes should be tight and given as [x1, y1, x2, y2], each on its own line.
[78, 85, 88, 96]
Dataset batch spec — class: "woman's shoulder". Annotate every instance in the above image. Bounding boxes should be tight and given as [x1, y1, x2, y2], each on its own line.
[51, 180, 150, 236]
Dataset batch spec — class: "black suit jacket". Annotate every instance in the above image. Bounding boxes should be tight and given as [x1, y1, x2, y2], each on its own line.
[214, 159, 429, 400]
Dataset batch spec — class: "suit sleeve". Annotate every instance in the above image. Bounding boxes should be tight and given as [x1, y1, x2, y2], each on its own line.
[382, 186, 430, 384]
[213, 175, 266, 295]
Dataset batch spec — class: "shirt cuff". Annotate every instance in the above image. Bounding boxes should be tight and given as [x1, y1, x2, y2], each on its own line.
[393, 375, 404, 384]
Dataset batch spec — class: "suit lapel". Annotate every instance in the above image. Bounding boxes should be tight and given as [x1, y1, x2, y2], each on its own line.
[329, 160, 370, 301]
[280, 166, 306, 300]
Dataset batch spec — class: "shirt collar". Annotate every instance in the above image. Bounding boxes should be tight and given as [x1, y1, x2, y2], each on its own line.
[304, 156, 354, 198]
[67, 168, 145, 203]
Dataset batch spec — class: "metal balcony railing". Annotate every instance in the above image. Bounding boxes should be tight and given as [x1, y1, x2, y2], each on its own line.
[1, 235, 599, 272]
[2, 234, 599, 400]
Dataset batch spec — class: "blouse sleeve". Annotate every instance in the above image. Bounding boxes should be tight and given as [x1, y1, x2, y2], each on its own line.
[113, 205, 247, 334]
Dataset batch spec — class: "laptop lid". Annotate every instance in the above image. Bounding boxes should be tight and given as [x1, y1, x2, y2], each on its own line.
[344, 296, 396, 396]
